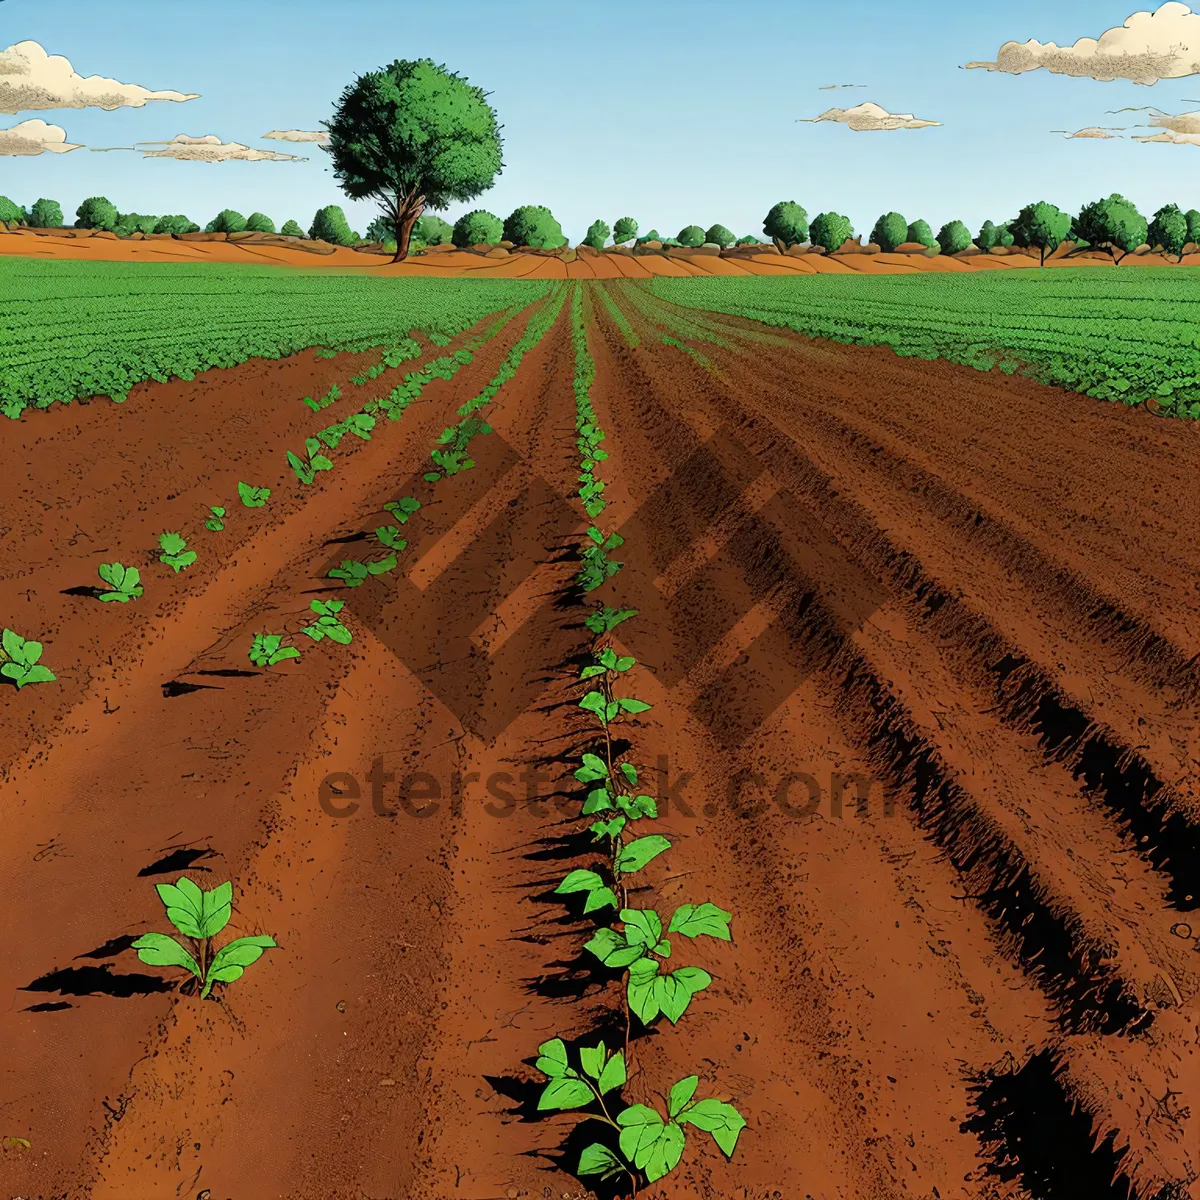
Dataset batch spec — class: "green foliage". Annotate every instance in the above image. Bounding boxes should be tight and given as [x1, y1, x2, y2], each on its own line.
[75, 196, 120, 231]
[503, 205, 567, 249]
[280, 219, 305, 238]
[704, 224, 736, 248]
[870, 211, 907, 251]
[249, 633, 300, 667]
[763, 200, 808, 248]
[237, 481, 270, 508]
[636, 228, 661, 245]
[323, 57, 503, 259]
[0, 195, 25, 223]
[158, 531, 196, 573]
[308, 204, 356, 246]
[1073, 193, 1148, 262]
[452, 208, 503, 247]
[676, 225, 706, 248]
[612, 216, 638, 244]
[131, 877, 276, 999]
[414, 213, 454, 245]
[287, 437, 334, 485]
[808, 211, 854, 252]
[936, 220, 973, 255]
[906, 219, 936, 248]
[153, 214, 199, 235]
[27, 198, 63, 228]
[1149, 203, 1189, 260]
[97, 562, 142, 602]
[1186, 209, 1200, 247]
[0, 627, 56, 689]
[205, 505, 226, 531]
[244, 211, 276, 234]
[115, 213, 158, 236]
[583, 219, 611, 249]
[735, 234, 760, 245]
[208, 209, 247, 234]
[1009, 201, 1072, 264]
[328, 555, 397, 587]
[300, 598, 352, 644]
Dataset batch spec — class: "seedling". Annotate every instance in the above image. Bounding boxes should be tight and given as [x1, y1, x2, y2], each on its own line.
[287, 437, 334, 485]
[249, 633, 300, 667]
[237, 481, 270, 508]
[374, 525, 407, 551]
[158, 532, 196, 573]
[205, 505, 226, 532]
[328, 555, 396, 587]
[0, 628, 56, 689]
[97, 562, 142, 602]
[299, 598, 352, 644]
[131, 877, 276, 1000]
[383, 496, 421, 523]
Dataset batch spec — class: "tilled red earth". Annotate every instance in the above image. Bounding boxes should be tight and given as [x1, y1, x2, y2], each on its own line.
[0, 282, 1197, 1200]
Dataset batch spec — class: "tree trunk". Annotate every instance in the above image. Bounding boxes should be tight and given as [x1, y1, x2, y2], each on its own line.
[391, 194, 426, 263]
[1040, 242, 1046, 267]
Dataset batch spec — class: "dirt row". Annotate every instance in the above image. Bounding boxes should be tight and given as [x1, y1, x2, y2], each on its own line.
[1, 278, 1198, 1199]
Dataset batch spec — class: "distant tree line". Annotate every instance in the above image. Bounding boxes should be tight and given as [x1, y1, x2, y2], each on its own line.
[3, 190, 1199, 265]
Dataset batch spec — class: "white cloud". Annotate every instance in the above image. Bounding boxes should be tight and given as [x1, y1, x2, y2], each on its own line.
[964, 2, 1200, 85]
[0, 40, 198, 113]
[797, 101, 941, 131]
[139, 134, 306, 162]
[1051, 126, 1123, 137]
[262, 129, 330, 142]
[1133, 128, 1200, 143]
[0, 117, 80, 154]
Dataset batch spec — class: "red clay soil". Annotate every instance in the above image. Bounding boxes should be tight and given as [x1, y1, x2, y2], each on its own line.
[1, 281, 1199, 1200]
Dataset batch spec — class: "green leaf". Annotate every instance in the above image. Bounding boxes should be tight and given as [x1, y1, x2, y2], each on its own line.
[584, 927, 644, 969]
[578, 1142, 624, 1180]
[669, 1075, 699, 1118]
[598, 1049, 626, 1096]
[535, 1038, 571, 1079]
[616, 835, 671, 874]
[579, 1042, 605, 1080]
[580, 665, 606, 679]
[555, 869, 605, 895]
[2, 627, 23, 660]
[643, 1120, 686, 1182]
[130, 932, 201, 978]
[620, 762, 638, 786]
[238, 481, 269, 508]
[617, 697, 652, 715]
[627, 956, 661, 1023]
[617, 1104, 667, 1168]
[155, 877, 205, 938]
[199, 881, 233, 938]
[579, 691, 608, 718]
[621, 908, 663, 949]
[582, 787, 614, 815]
[158, 531, 187, 555]
[574, 752, 608, 783]
[206, 934, 275, 984]
[668, 902, 733, 941]
[538, 1077, 594, 1111]
[582, 886, 617, 914]
[655, 966, 711, 1023]
[367, 554, 398, 575]
[680, 1097, 747, 1157]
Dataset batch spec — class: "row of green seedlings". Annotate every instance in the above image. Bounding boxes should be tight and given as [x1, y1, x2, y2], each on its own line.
[616, 285, 730, 376]
[533, 285, 746, 1196]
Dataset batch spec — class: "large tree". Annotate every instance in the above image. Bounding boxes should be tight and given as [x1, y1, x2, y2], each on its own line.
[27, 198, 63, 228]
[763, 200, 808, 250]
[870, 211, 907, 252]
[1009, 201, 1071, 265]
[1072, 194, 1147, 264]
[75, 196, 119, 231]
[935, 220, 973, 255]
[322, 58, 503, 263]
[612, 216, 638, 245]
[808, 211, 853, 252]
[1148, 203, 1188, 261]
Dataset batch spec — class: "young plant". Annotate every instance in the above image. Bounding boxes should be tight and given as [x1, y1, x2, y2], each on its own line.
[374, 525, 408, 551]
[383, 496, 421, 523]
[205, 505, 226, 532]
[249, 633, 300, 667]
[287, 437, 334, 485]
[327, 555, 397, 587]
[426, 415, 491, 480]
[0, 627, 56, 689]
[158, 532, 196, 573]
[97, 562, 143, 602]
[299, 598, 352, 644]
[131, 877, 276, 1000]
[579, 527, 624, 592]
[237, 481, 270, 508]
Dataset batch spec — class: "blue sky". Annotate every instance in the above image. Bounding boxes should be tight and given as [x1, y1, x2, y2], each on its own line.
[3, 0, 1200, 242]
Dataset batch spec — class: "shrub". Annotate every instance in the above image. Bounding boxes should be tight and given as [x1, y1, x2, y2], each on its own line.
[414, 214, 454, 245]
[244, 212, 276, 234]
[870, 211, 907, 251]
[808, 211, 854, 252]
[583, 219, 611, 249]
[636, 228, 661, 244]
[27, 198, 63, 228]
[452, 208, 503, 247]
[1008, 201, 1071, 265]
[935, 220, 973, 255]
[1072, 193, 1147, 263]
[613, 216, 638, 244]
[75, 196, 120, 231]
[704, 223, 736, 248]
[280, 219, 304, 238]
[1186, 208, 1200, 247]
[677, 225, 706, 248]
[976, 218, 1015, 249]
[0, 195, 24, 223]
[115, 213, 158, 236]
[206, 209, 247, 234]
[735, 235, 759, 245]
[905, 219, 936, 248]
[153, 214, 200, 235]
[308, 204, 356, 246]
[503, 204, 567, 249]
[763, 200, 808, 249]
[1148, 203, 1189, 261]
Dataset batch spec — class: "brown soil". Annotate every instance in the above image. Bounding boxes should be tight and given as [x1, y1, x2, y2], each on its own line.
[4, 225, 1196, 276]
[1, 280, 1198, 1200]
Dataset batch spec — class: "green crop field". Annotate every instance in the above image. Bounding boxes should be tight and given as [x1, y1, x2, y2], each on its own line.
[650, 268, 1200, 418]
[0, 259, 550, 417]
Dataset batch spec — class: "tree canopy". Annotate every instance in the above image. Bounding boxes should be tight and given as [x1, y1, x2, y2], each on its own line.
[936, 220, 973, 255]
[154, 214, 199, 235]
[309, 204, 357, 246]
[583, 219, 611, 249]
[452, 209, 503, 247]
[280, 219, 305, 238]
[905, 219, 936, 248]
[75, 196, 119, 231]
[808, 211, 853, 252]
[1009, 201, 1071, 265]
[415, 214, 454, 245]
[870, 212, 907, 252]
[245, 212, 276, 234]
[27, 198, 63, 228]
[763, 200, 808, 249]
[1072, 194, 1147, 263]
[503, 205, 566, 248]
[322, 57, 503, 262]
[677, 224, 706, 247]
[207, 209, 247, 234]
[1149, 203, 1189, 261]
[612, 216, 638, 244]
